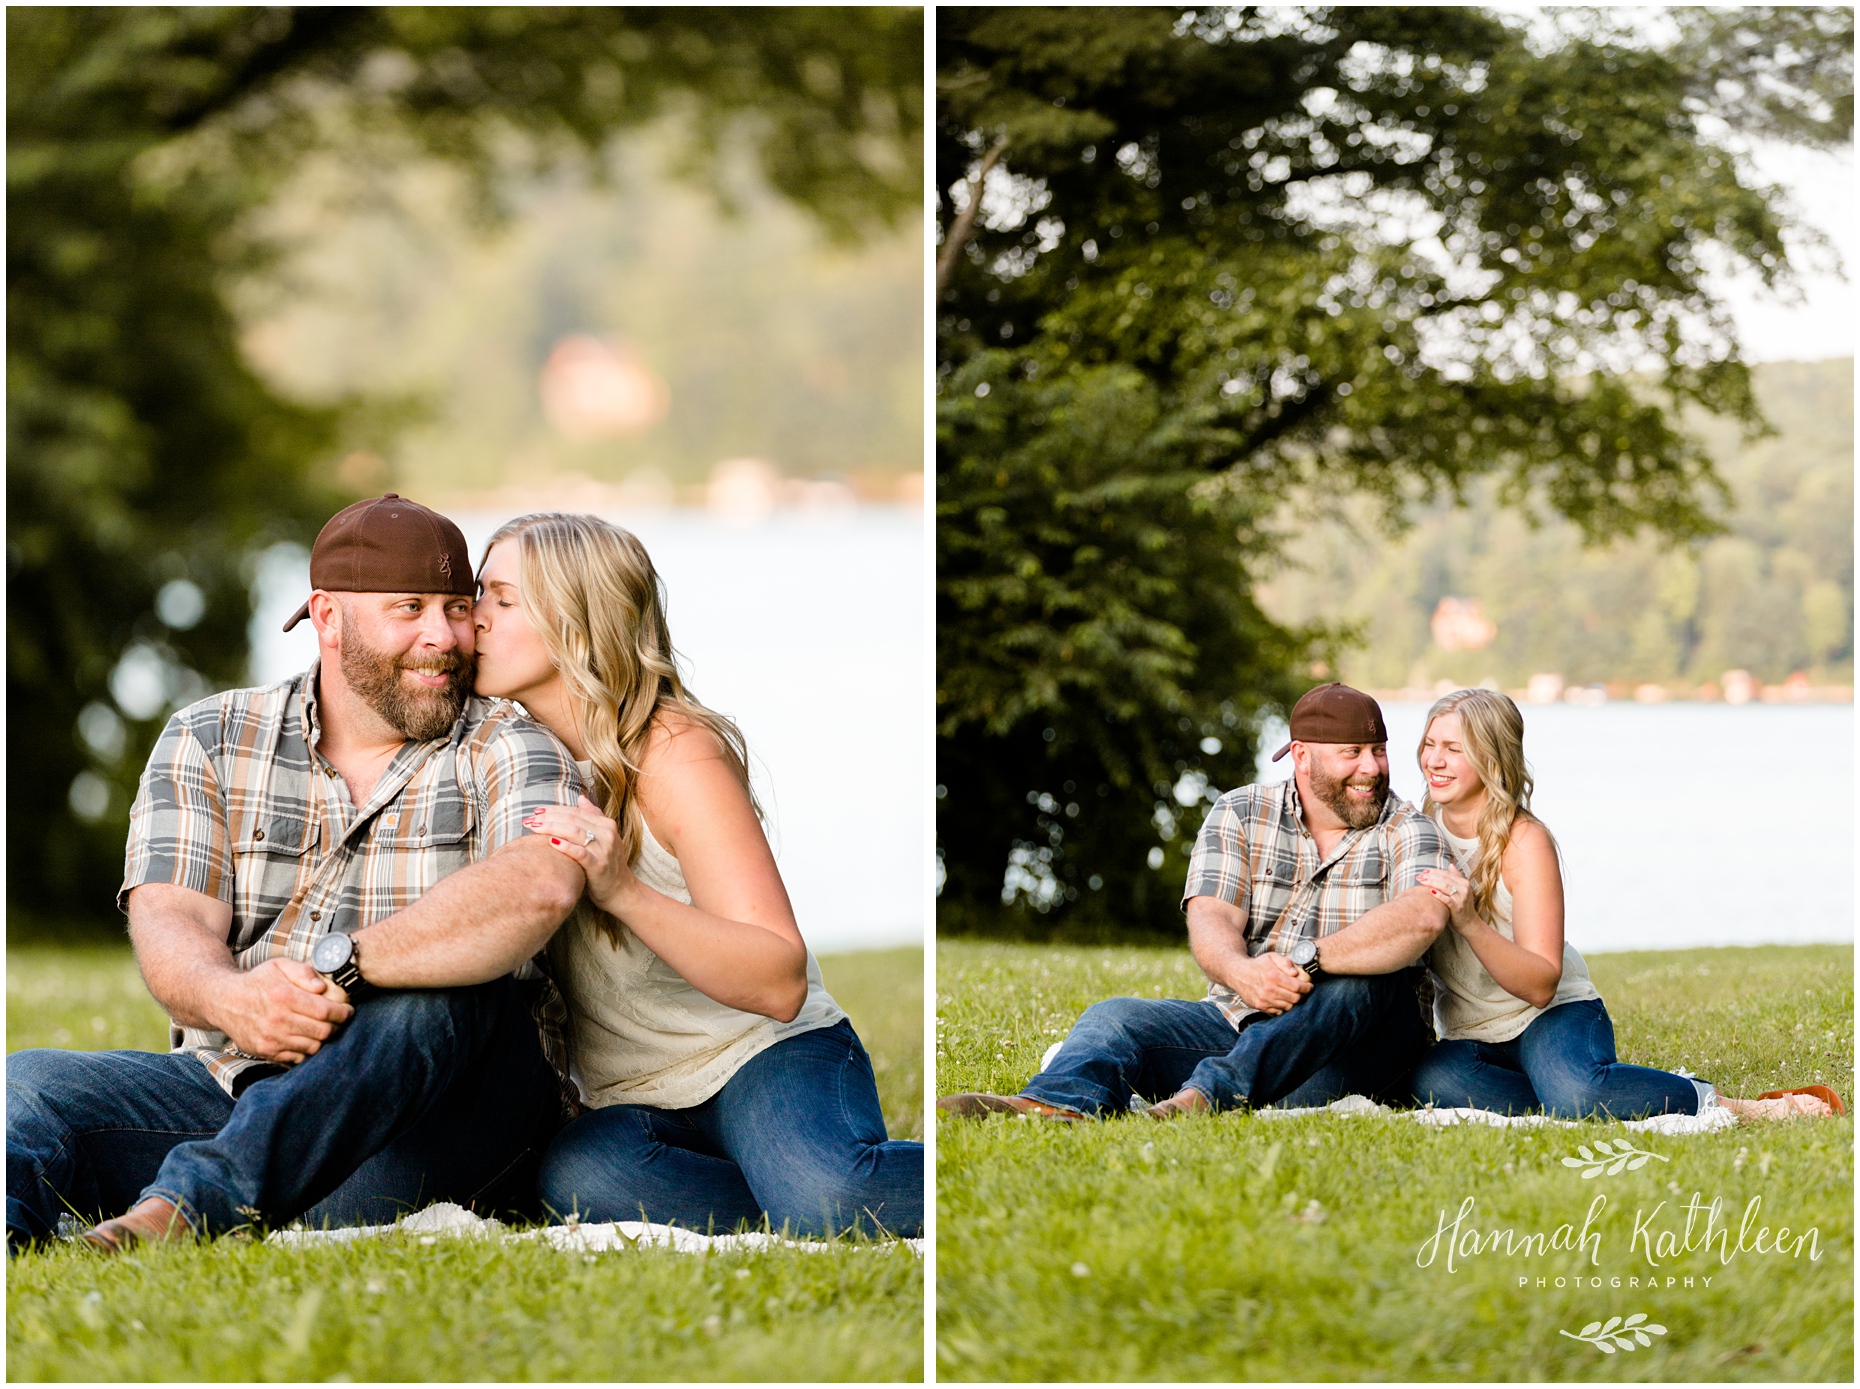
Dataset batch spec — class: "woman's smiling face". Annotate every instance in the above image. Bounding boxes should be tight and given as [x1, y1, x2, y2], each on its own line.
[1419, 710, 1484, 809]
[472, 540, 559, 703]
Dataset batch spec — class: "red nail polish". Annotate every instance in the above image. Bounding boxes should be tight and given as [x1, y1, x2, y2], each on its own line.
[551, 838, 561, 845]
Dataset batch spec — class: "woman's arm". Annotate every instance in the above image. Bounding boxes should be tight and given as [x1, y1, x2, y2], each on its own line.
[1422, 821, 1565, 1008]
[526, 716, 809, 1022]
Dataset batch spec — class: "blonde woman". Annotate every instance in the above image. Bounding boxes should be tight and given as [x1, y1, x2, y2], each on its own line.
[471, 513, 922, 1236]
[1408, 688, 1841, 1122]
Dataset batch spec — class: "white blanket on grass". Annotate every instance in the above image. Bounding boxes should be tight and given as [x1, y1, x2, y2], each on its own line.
[267, 1201, 923, 1255]
[1246, 1091, 1739, 1134]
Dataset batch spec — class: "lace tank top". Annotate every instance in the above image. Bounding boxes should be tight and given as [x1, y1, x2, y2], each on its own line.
[546, 761, 844, 1110]
[1425, 813, 1600, 1044]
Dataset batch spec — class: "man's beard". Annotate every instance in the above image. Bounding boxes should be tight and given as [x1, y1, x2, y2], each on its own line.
[340, 625, 474, 742]
[1307, 758, 1389, 829]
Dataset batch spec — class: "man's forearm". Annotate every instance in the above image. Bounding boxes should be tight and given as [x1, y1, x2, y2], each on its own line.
[1318, 886, 1449, 974]
[351, 837, 585, 988]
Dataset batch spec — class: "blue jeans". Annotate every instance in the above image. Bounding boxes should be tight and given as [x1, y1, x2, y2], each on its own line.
[7, 978, 560, 1246]
[538, 1019, 923, 1238]
[1408, 998, 1701, 1119]
[1021, 970, 1431, 1116]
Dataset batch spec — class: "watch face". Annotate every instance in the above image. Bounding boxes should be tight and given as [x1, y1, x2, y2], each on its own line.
[1290, 940, 1317, 967]
[311, 932, 352, 973]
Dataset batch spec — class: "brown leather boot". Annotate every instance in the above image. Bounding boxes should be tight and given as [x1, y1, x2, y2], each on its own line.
[936, 1092, 1086, 1122]
[1144, 1088, 1214, 1121]
[83, 1197, 193, 1253]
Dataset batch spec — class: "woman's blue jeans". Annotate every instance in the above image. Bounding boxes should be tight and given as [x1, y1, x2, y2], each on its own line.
[1408, 997, 1701, 1119]
[538, 1019, 923, 1237]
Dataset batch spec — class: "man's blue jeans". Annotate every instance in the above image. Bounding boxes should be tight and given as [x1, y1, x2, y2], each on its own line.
[539, 1019, 923, 1237]
[1020, 970, 1430, 1116]
[7, 978, 560, 1246]
[1408, 997, 1702, 1119]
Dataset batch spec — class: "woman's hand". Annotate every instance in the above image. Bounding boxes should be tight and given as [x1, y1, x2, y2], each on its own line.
[525, 795, 638, 917]
[1418, 866, 1479, 934]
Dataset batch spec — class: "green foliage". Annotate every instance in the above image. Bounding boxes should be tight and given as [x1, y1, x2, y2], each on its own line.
[1260, 358, 1855, 690]
[936, 350, 1310, 936]
[8, 6, 922, 929]
[935, 7, 1851, 937]
[936, 939, 1854, 1381]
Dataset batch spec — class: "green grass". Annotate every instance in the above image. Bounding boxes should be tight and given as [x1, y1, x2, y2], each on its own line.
[7, 943, 924, 1382]
[936, 940, 1853, 1382]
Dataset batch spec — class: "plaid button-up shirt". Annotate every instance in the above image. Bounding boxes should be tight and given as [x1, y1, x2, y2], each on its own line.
[120, 662, 584, 1097]
[1181, 780, 1451, 1027]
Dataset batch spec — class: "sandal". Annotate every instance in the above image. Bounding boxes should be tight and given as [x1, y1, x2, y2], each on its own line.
[1756, 1085, 1845, 1117]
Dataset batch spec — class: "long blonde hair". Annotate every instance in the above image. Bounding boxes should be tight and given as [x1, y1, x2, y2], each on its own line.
[1417, 688, 1556, 923]
[481, 513, 758, 881]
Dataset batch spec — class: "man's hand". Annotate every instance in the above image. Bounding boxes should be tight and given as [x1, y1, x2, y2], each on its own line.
[213, 958, 353, 1064]
[1229, 951, 1312, 1016]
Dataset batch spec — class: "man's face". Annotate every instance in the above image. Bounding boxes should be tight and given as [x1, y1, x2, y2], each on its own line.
[336, 593, 476, 741]
[1298, 741, 1390, 830]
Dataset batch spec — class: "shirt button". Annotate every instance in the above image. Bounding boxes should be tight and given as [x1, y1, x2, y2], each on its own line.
[417, 826, 426, 836]
[310, 910, 321, 920]
[253, 829, 265, 841]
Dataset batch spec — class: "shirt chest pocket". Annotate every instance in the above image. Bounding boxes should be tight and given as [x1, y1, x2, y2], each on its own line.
[375, 787, 475, 877]
[1333, 846, 1387, 892]
[1250, 863, 1297, 928]
[229, 809, 314, 863]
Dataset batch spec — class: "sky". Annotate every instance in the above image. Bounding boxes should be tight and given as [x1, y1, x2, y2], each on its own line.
[1716, 139, 1854, 363]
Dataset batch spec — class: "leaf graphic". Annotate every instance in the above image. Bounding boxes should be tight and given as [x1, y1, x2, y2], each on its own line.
[1594, 1141, 1615, 1155]
[1623, 1314, 1647, 1327]
[1576, 1146, 1595, 1161]
[1583, 1166, 1603, 1178]
[1578, 1322, 1602, 1338]
[1612, 1336, 1636, 1350]
[1627, 1155, 1651, 1170]
[1595, 1341, 1616, 1354]
[1645, 1324, 1667, 1335]
[1607, 1157, 1630, 1175]
[1561, 1156, 1589, 1168]
[1634, 1331, 1651, 1346]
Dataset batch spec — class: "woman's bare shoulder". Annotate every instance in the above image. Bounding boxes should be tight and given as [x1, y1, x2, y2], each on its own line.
[1502, 816, 1560, 877]
[639, 707, 732, 775]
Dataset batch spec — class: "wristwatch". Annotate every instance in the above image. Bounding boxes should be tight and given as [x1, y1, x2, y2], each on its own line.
[1289, 938, 1323, 978]
[310, 930, 370, 998]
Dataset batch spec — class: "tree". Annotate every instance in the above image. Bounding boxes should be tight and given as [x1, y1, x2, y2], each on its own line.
[9, 6, 922, 931]
[935, 5, 1850, 937]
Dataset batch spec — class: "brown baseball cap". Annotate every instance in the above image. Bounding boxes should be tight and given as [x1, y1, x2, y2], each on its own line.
[282, 494, 475, 632]
[1270, 682, 1389, 761]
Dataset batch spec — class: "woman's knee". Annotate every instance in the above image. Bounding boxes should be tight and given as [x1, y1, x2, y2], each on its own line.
[536, 1108, 660, 1217]
[1407, 1042, 1490, 1103]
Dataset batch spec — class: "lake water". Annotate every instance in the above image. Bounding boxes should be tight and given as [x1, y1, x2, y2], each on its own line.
[1256, 701, 1854, 952]
[249, 508, 926, 953]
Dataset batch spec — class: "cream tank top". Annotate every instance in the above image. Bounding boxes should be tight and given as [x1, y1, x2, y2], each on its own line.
[1426, 814, 1600, 1043]
[547, 761, 845, 1110]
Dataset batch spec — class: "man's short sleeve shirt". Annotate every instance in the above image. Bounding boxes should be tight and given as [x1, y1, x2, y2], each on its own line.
[120, 665, 583, 1093]
[1181, 781, 1451, 1027]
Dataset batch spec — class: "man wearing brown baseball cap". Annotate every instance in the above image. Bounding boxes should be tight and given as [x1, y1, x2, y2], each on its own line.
[940, 682, 1456, 1124]
[10, 495, 590, 1254]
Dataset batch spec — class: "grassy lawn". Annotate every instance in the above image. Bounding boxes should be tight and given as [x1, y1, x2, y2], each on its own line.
[936, 939, 1853, 1382]
[6, 943, 924, 1382]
